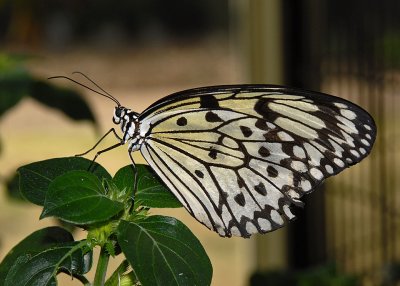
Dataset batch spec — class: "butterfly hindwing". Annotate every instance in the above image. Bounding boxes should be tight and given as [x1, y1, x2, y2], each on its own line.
[137, 85, 376, 237]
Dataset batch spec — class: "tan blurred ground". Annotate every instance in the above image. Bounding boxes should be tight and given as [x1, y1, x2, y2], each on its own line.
[0, 39, 265, 286]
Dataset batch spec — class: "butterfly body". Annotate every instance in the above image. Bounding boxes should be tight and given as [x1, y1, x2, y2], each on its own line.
[109, 84, 376, 238]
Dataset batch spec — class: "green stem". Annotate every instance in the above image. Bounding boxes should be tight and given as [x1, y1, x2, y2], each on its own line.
[74, 274, 90, 285]
[93, 247, 110, 286]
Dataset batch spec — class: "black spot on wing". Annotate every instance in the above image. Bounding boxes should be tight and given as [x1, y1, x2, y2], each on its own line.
[195, 170, 204, 178]
[258, 146, 270, 157]
[205, 111, 223, 122]
[254, 182, 267, 196]
[176, 117, 187, 126]
[240, 126, 253, 137]
[254, 98, 283, 124]
[267, 165, 279, 177]
[208, 149, 218, 159]
[200, 94, 220, 108]
[234, 192, 246, 207]
[254, 98, 271, 118]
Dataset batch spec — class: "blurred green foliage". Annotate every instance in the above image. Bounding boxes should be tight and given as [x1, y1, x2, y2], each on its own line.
[0, 53, 96, 122]
[250, 264, 359, 286]
[383, 32, 400, 68]
[0, 53, 97, 199]
[0, 53, 31, 118]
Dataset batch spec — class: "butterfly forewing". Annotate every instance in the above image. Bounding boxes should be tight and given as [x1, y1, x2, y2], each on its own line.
[136, 85, 376, 237]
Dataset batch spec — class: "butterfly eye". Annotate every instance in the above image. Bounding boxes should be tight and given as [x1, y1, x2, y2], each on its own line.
[113, 107, 125, 124]
[115, 107, 123, 117]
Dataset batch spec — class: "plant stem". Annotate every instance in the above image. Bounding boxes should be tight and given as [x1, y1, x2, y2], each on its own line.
[93, 247, 110, 286]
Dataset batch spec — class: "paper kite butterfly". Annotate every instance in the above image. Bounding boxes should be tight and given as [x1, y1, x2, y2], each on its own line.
[51, 74, 376, 238]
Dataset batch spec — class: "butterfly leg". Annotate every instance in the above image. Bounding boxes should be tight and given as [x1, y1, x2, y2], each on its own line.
[124, 150, 139, 212]
[85, 141, 124, 170]
[75, 128, 122, 157]
[128, 150, 138, 195]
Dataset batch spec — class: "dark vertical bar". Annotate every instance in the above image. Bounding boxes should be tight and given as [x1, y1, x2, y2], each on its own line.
[283, 0, 309, 268]
[326, 2, 339, 263]
[336, 0, 349, 271]
[284, 0, 327, 269]
[387, 0, 399, 264]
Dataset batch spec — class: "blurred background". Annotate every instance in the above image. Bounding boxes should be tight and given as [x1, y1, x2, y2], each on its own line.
[1, 0, 400, 285]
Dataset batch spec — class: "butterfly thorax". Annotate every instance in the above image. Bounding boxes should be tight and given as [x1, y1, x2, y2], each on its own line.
[113, 106, 141, 151]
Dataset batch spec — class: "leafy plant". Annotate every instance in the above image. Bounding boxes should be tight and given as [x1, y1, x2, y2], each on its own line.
[0, 157, 212, 286]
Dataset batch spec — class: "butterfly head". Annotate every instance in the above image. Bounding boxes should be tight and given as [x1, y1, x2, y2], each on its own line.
[113, 106, 140, 142]
[113, 106, 139, 124]
[112, 105, 127, 124]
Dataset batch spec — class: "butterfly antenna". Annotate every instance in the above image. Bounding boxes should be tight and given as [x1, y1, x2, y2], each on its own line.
[72, 71, 121, 106]
[48, 75, 121, 106]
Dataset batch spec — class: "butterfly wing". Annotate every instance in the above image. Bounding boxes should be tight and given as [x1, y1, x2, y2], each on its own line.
[137, 85, 376, 237]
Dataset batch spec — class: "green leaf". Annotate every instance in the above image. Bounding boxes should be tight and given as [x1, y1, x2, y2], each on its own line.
[31, 79, 96, 123]
[105, 260, 135, 286]
[3, 240, 92, 286]
[117, 216, 212, 286]
[134, 164, 182, 208]
[113, 165, 135, 199]
[0, 227, 89, 285]
[5, 172, 24, 201]
[18, 157, 111, 206]
[41, 170, 124, 224]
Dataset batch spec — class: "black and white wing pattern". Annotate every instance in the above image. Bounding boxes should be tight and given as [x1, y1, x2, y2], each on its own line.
[137, 85, 376, 238]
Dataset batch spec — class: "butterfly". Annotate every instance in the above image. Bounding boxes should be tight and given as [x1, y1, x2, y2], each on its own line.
[51, 74, 377, 238]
